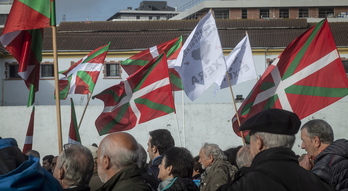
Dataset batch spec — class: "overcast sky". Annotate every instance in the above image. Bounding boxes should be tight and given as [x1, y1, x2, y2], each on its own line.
[55, 0, 208, 24]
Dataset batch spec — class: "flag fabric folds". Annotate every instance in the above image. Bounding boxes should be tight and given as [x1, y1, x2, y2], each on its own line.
[22, 106, 35, 154]
[58, 43, 110, 100]
[232, 19, 348, 137]
[121, 36, 183, 91]
[174, 10, 227, 101]
[94, 54, 175, 135]
[68, 98, 81, 144]
[0, 0, 55, 106]
[215, 33, 257, 90]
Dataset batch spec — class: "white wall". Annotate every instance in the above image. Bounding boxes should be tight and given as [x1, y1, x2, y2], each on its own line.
[0, 98, 347, 162]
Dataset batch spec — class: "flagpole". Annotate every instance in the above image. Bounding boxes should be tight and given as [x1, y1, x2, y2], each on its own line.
[78, 93, 92, 129]
[182, 90, 186, 148]
[225, 72, 246, 145]
[52, 25, 63, 153]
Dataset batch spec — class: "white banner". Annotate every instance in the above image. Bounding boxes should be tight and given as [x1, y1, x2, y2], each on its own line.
[215, 34, 257, 92]
[174, 10, 226, 101]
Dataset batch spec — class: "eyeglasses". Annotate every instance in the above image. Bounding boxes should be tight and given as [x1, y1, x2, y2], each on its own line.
[59, 144, 73, 169]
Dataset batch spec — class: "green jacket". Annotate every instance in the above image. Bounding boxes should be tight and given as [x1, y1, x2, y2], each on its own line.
[96, 164, 151, 191]
[199, 159, 237, 191]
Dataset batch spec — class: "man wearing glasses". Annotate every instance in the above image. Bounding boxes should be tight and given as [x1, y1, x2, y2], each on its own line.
[53, 144, 94, 191]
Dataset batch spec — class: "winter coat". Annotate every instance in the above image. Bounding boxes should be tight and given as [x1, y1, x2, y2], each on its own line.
[0, 138, 63, 191]
[159, 177, 199, 191]
[217, 147, 336, 191]
[146, 155, 163, 190]
[313, 139, 348, 191]
[96, 164, 151, 191]
[199, 159, 238, 191]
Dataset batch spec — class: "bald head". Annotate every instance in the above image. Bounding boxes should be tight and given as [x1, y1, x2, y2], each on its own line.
[98, 132, 139, 183]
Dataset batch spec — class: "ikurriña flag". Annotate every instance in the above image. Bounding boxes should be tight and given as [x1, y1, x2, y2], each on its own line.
[93, 54, 175, 135]
[57, 43, 110, 100]
[68, 98, 81, 144]
[121, 36, 183, 91]
[0, 0, 56, 106]
[233, 19, 348, 138]
[174, 10, 227, 101]
[23, 106, 35, 154]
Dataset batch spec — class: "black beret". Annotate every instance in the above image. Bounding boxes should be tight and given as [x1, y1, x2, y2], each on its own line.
[239, 108, 301, 135]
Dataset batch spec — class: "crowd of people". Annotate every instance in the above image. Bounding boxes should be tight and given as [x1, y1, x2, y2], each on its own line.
[0, 108, 348, 191]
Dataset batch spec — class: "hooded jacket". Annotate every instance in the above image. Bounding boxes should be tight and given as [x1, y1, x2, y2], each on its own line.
[0, 138, 63, 191]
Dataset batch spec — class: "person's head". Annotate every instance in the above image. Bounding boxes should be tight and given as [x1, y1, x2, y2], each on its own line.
[236, 145, 252, 168]
[136, 143, 147, 169]
[25, 150, 40, 159]
[239, 108, 300, 158]
[300, 119, 334, 158]
[86, 145, 98, 173]
[97, 132, 139, 183]
[51, 156, 58, 174]
[147, 129, 174, 160]
[53, 144, 94, 189]
[158, 147, 193, 181]
[198, 143, 224, 169]
[42, 155, 54, 172]
[192, 155, 204, 177]
[224, 146, 242, 167]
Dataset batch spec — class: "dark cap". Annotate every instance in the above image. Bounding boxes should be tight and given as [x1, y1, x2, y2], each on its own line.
[239, 108, 301, 135]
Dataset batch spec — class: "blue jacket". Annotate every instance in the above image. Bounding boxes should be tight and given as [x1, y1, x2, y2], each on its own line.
[0, 138, 63, 191]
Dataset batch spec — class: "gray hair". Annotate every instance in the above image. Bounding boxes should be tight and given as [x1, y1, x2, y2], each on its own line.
[236, 145, 252, 168]
[99, 136, 139, 170]
[136, 143, 147, 168]
[201, 143, 225, 160]
[301, 119, 334, 144]
[251, 132, 296, 149]
[57, 144, 94, 187]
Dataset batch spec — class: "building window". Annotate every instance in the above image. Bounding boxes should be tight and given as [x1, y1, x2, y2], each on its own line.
[215, 10, 229, 19]
[260, 9, 269, 18]
[41, 64, 54, 78]
[156, 16, 160, 20]
[105, 62, 121, 78]
[299, 8, 309, 18]
[279, 9, 289, 18]
[342, 60, 348, 74]
[242, 9, 247, 19]
[136, 15, 140, 19]
[8, 64, 21, 78]
[149, 16, 153, 20]
[319, 8, 334, 18]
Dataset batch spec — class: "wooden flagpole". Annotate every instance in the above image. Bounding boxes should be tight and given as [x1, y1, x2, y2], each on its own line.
[52, 25, 63, 153]
[78, 93, 92, 129]
[225, 72, 245, 145]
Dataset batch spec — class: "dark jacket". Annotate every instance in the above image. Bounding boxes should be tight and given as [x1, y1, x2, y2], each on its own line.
[313, 139, 348, 191]
[160, 177, 199, 191]
[96, 164, 151, 191]
[146, 155, 163, 189]
[218, 147, 335, 191]
[64, 185, 90, 191]
[200, 159, 237, 191]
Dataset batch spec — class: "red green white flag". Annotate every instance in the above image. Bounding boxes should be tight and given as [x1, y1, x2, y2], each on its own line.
[121, 36, 183, 91]
[233, 19, 348, 138]
[94, 54, 175, 135]
[0, 0, 55, 106]
[22, 106, 35, 154]
[58, 43, 110, 100]
[68, 98, 81, 144]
